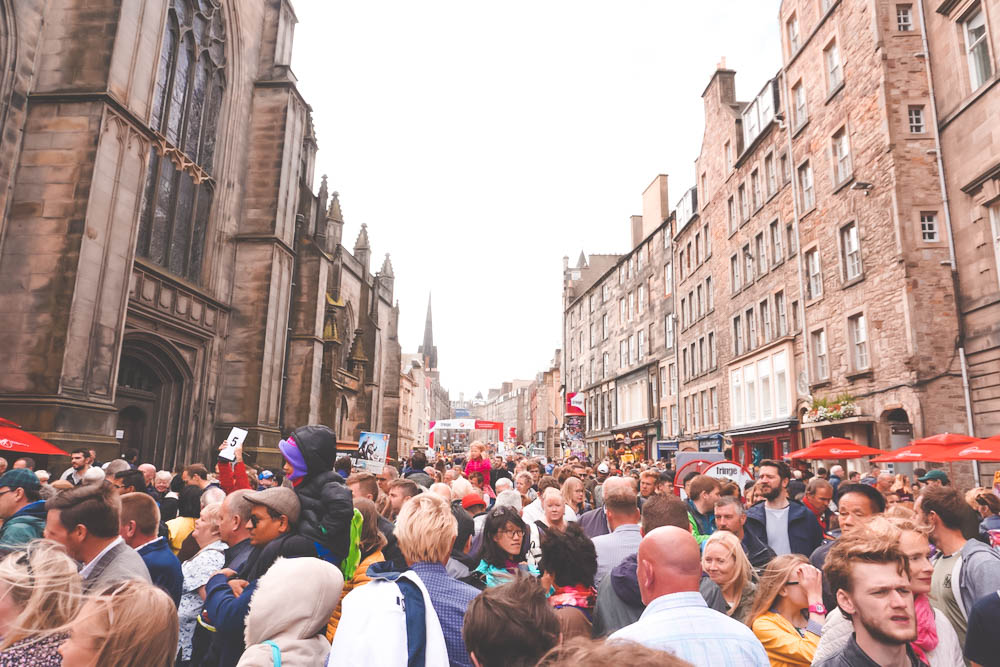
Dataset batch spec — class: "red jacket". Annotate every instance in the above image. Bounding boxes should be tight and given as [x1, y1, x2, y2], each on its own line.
[217, 460, 251, 493]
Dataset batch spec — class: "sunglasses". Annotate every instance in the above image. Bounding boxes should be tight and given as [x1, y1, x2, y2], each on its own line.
[248, 514, 274, 528]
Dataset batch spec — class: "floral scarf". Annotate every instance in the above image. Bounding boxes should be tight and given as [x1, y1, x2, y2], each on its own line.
[474, 559, 539, 588]
[548, 584, 597, 620]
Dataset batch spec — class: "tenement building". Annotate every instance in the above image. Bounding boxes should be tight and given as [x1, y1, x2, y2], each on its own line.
[922, 0, 1000, 480]
[0, 0, 402, 468]
[562, 176, 675, 462]
[673, 0, 977, 477]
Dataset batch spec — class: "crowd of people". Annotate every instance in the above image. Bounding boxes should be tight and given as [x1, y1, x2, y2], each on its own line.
[0, 434, 1000, 666]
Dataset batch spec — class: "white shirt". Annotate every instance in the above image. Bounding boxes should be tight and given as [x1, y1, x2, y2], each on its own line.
[609, 591, 769, 665]
[80, 536, 125, 579]
[764, 505, 792, 555]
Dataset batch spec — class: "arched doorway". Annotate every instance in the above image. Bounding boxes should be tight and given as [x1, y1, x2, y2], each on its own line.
[115, 336, 191, 469]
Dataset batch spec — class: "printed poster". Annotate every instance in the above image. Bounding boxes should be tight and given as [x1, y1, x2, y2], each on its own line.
[353, 432, 389, 473]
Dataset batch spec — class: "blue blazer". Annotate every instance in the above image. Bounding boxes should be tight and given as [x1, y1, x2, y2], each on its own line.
[137, 537, 183, 606]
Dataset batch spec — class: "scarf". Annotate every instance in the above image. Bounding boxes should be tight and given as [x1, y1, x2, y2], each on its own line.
[474, 559, 538, 587]
[548, 584, 596, 613]
[911, 593, 939, 663]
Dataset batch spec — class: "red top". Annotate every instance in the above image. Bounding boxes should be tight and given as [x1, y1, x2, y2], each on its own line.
[464, 457, 495, 498]
[217, 460, 251, 493]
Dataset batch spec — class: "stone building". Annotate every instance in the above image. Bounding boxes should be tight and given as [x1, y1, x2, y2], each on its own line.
[670, 0, 976, 475]
[528, 350, 562, 458]
[0, 0, 401, 469]
[922, 0, 1000, 479]
[561, 176, 675, 460]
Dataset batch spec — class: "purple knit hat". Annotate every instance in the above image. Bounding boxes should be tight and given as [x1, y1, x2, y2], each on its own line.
[278, 435, 308, 484]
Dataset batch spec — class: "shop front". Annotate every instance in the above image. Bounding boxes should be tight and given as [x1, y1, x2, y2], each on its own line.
[728, 419, 800, 469]
[612, 425, 653, 464]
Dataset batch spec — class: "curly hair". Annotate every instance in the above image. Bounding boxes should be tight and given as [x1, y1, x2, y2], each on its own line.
[538, 523, 597, 587]
[823, 530, 909, 602]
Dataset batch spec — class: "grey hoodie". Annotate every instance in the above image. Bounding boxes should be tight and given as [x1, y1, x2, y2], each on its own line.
[238, 557, 344, 667]
[941, 538, 1000, 620]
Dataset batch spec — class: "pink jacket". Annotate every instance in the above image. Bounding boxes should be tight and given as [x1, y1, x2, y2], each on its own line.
[464, 457, 495, 497]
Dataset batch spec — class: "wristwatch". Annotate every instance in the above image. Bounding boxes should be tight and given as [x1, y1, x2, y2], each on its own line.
[808, 603, 827, 615]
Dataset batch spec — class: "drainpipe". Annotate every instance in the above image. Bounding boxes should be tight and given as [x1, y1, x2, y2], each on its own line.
[916, 0, 979, 483]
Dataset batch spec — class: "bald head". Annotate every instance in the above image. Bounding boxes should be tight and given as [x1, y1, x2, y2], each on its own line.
[636, 526, 702, 605]
[602, 476, 633, 496]
[430, 482, 452, 499]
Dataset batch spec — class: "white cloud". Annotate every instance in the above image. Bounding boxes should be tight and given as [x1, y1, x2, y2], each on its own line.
[291, 0, 780, 397]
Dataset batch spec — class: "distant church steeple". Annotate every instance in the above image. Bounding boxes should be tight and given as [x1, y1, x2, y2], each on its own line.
[418, 293, 438, 372]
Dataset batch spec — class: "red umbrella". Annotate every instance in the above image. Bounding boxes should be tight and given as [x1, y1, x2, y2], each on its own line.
[0, 418, 20, 428]
[930, 437, 1000, 462]
[788, 437, 884, 460]
[870, 443, 951, 463]
[909, 433, 982, 447]
[0, 426, 69, 456]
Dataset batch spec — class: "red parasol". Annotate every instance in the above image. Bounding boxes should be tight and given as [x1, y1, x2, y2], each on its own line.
[870, 443, 951, 463]
[928, 436, 1000, 462]
[909, 432, 982, 447]
[0, 425, 70, 456]
[788, 437, 883, 460]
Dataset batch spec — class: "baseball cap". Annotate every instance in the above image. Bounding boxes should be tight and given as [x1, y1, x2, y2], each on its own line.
[461, 493, 487, 510]
[918, 469, 949, 483]
[0, 469, 40, 492]
[258, 470, 274, 480]
[597, 463, 610, 474]
[244, 486, 301, 524]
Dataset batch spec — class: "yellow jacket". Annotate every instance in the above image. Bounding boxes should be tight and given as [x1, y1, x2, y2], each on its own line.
[751, 611, 819, 667]
[166, 516, 195, 555]
[325, 549, 385, 641]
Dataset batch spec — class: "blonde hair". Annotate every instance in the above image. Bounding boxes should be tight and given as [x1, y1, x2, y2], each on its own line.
[702, 531, 752, 611]
[965, 486, 991, 510]
[0, 540, 83, 650]
[746, 553, 809, 626]
[78, 580, 178, 667]
[395, 491, 458, 564]
[561, 476, 584, 506]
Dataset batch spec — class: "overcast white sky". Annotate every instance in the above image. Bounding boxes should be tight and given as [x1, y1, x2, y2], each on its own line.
[291, 1, 781, 400]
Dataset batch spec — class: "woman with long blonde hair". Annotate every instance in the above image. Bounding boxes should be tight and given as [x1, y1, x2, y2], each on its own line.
[561, 476, 590, 515]
[0, 540, 82, 665]
[748, 554, 825, 666]
[58, 580, 178, 667]
[701, 531, 756, 623]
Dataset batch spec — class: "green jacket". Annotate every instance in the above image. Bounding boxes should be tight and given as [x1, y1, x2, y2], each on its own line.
[0, 501, 47, 551]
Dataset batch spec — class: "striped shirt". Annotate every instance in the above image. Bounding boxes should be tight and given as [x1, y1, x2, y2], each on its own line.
[608, 591, 769, 666]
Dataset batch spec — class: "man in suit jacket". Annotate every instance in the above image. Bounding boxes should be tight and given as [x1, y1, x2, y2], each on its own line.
[119, 491, 182, 605]
[44, 480, 151, 592]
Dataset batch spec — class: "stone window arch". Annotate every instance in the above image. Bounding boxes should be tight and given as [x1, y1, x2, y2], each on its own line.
[136, 0, 226, 283]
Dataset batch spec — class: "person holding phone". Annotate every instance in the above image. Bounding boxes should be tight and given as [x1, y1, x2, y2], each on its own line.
[748, 554, 826, 666]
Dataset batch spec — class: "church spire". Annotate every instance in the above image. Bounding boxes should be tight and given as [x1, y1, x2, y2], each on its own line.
[417, 293, 438, 371]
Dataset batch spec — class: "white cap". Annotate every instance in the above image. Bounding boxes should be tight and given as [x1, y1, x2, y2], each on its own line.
[597, 463, 610, 474]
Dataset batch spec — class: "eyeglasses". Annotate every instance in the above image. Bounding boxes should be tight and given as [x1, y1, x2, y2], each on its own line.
[499, 528, 524, 539]
[248, 514, 273, 528]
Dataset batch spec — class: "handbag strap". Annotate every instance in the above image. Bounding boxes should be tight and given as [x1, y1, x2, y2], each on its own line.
[263, 640, 281, 667]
